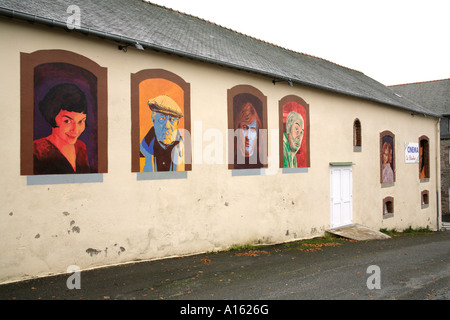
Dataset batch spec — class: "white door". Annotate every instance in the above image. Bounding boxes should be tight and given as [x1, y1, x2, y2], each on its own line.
[330, 166, 353, 228]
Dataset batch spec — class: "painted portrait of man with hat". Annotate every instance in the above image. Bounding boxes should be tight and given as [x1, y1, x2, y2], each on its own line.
[140, 94, 185, 171]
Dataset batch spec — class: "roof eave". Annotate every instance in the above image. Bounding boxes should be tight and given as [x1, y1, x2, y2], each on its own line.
[0, 6, 440, 119]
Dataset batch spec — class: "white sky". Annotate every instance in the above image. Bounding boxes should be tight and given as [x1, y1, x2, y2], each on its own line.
[147, 0, 450, 86]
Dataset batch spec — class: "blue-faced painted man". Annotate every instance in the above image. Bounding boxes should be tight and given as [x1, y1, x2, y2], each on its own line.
[140, 95, 185, 171]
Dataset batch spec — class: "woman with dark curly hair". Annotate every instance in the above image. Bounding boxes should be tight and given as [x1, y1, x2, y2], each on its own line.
[33, 83, 90, 174]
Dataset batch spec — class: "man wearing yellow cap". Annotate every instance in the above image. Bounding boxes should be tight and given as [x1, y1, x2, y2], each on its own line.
[140, 95, 185, 171]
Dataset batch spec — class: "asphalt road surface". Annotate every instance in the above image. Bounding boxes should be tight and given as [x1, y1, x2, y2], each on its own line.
[0, 231, 448, 303]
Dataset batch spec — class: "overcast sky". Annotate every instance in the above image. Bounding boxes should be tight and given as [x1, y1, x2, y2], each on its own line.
[148, 0, 449, 86]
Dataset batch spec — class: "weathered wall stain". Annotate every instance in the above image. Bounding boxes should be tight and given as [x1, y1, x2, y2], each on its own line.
[113, 244, 126, 255]
[68, 220, 80, 234]
[86, 245, 126, 257]
[86, 248, 101, 256]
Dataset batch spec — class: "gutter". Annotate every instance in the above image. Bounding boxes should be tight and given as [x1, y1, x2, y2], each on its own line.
[0, 7, 440, 118]
[436, 118, 441, 231]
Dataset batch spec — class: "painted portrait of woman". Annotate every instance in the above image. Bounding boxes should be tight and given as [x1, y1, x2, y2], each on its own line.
[33, 83, 90, 174]
[32, 62, 98, 175]
[380, 132, 395, 183]
[20, 50, 107, 177]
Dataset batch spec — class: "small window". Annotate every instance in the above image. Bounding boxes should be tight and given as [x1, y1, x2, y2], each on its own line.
[421, 190, 429, 209]
[419, 136, 430, 179]
[353, 119, 361, 151]
[383, 197, 394, 218]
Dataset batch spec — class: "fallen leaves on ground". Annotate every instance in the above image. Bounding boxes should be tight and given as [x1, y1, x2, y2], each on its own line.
[298, 242, 343, 252]
[235, 250, 270, 257]
[298, 248, 322, 252]
[201, 258, 211, 264]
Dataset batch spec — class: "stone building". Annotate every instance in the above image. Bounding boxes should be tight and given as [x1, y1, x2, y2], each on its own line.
[391, 79, 450, 226]
[0, 0, 441, 283]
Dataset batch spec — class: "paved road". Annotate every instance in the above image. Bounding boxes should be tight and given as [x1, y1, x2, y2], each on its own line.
[0, 231, 448, 304]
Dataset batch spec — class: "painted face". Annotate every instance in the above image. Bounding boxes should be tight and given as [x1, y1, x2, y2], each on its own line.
[382, 142, 392, 165]
[383, 148, 391, 165]
[238, 119, 257, 157]
[53, 110, 86, 145]
[152, 111, 179, 148]
[288, 119, 304, 153]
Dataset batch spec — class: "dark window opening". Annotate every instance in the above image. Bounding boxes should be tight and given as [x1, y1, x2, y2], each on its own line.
[385, 201, 393, 214]
[353, 119, 361, 151]
[421, 190, 429, 208]
[419, 136, 430, 179]
[383, 197, 394, 218]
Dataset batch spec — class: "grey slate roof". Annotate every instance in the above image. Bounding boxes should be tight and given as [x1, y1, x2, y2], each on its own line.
[390, 79, 450, 116]
[0, 0, 440, 117]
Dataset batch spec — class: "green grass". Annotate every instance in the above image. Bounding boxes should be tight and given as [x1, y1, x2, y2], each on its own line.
[226, 243, 261, 251]
[215, 226, 435, 255]
[380, 225, 433, 236]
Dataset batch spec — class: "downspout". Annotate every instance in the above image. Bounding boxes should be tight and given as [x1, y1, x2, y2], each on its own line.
[436, 117, 441, 231]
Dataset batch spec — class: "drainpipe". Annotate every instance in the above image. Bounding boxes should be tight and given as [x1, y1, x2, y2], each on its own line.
[436, 117, 441, 231]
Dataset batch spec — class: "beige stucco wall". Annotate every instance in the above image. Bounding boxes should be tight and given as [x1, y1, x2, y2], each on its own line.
[0, 19, 440, 283]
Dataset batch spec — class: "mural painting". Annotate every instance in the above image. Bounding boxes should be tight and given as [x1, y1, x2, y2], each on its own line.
[131, 69, 191, 172]
[419, 136, 430, 179]
[33, 64, 96, 174]
[380, 131, 395, 183]
[20, 50, 108, 176]
[279, 96, 310, 168]
[228, 85, 267, 170]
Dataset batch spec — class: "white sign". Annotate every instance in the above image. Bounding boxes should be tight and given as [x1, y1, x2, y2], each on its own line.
[405, 142, 419, 163]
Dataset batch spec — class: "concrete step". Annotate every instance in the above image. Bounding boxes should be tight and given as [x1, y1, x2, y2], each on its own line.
[326, 224, 391, 241]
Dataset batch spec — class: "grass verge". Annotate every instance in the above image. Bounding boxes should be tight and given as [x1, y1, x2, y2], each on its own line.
[380, 225, 433, 236]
